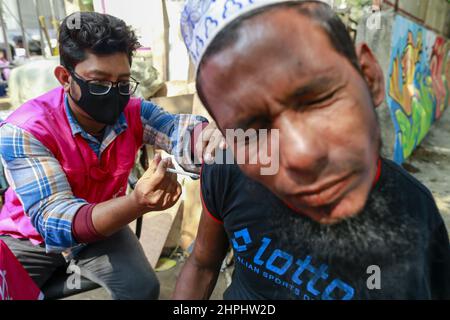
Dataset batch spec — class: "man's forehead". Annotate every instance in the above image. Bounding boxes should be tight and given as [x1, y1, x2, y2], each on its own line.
[207, 10, 336, 74]
[76, 52, 131, 77]
[234, 8, 316, 47]
[201, 13, 342, 97]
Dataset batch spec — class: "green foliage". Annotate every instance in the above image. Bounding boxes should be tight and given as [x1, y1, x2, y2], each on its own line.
[335, 0, 374, 24]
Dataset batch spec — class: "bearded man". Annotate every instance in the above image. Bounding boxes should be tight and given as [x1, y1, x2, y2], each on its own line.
[173, 0, 450, 300]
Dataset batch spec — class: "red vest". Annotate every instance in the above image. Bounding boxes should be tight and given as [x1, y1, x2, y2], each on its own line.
[0, 87, 143, 244]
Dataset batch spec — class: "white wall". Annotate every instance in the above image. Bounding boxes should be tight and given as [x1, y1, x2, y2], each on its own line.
[93, 0, 190, 81]
[166, 0, 189, 81]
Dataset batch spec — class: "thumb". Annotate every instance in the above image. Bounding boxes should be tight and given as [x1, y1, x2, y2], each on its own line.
[142, 153, 162, 179]
[149, 153, 162, 172]
[152, 157, 170, 182]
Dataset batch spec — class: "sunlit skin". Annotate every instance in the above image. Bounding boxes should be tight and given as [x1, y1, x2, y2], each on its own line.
[199, 8, 386, 224]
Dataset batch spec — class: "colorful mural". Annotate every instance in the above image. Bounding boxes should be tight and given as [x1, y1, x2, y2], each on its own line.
[387, 15, 450, 164]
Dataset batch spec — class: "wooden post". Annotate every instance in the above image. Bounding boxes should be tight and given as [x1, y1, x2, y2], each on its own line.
[38, 16, 54, 56]
[161, 0, 170, 82]
[0, 0, 13, 61]
[16, 0, 30, 58]
[33, 0, 46, 57]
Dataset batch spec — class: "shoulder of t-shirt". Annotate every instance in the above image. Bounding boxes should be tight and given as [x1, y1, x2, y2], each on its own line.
[200, 162, 241, 223]
[382, 158, 435, 200]
[381, 158, 444, 228]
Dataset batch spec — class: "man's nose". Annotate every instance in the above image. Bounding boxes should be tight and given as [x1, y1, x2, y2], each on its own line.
[277, 114, 328, 184]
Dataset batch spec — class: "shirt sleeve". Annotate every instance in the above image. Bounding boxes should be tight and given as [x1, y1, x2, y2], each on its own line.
[200, 163, 224, 224]
[140, 100, 208, 172]
[0, 123, 88, 253]
[72, 203, 106, 244]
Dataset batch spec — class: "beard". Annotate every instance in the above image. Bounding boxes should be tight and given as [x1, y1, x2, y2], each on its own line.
[265, 171, 421, 298]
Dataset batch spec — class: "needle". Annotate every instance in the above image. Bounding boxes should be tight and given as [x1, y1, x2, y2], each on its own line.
[166, 168, 200, 179]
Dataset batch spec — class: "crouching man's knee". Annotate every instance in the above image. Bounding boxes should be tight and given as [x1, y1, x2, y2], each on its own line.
[108, 267, 160, 300]
[126, 270, 160, 300]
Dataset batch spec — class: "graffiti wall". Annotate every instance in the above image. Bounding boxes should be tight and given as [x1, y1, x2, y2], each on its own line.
[387, 15, 450, 164]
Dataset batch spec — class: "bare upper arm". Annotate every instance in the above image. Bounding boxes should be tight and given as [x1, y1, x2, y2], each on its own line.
[190, 209, 229, 270]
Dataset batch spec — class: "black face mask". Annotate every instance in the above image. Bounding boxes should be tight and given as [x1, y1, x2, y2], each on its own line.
[68, 72, 130, 125]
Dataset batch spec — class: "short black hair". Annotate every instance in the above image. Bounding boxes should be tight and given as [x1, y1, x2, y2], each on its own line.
[197, 1, 361, 108]
[59, 12, 140, 71]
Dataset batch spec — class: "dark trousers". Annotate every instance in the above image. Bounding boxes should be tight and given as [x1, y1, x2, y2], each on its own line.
[0, 226, 159, 300]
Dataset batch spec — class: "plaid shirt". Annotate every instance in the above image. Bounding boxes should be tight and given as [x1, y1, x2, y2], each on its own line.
[0, 96, 206, 257]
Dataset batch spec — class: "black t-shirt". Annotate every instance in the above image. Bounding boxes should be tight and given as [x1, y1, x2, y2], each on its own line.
[201, 158, 450, 300]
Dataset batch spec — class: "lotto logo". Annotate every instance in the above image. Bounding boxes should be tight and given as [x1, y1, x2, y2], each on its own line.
[232, 228, 355, 300]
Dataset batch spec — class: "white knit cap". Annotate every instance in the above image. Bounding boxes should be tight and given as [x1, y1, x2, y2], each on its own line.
[181, 0, 303, 74]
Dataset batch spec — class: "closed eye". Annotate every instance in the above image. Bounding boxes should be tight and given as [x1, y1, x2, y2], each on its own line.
[294, 85, 342, 110]
[307, 90, 337, 105]
[245, 116, 272, 131]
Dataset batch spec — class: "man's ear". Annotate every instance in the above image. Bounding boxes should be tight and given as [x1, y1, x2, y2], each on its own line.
[356, 43, 385, 107]
[54, 66, 71, 92]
